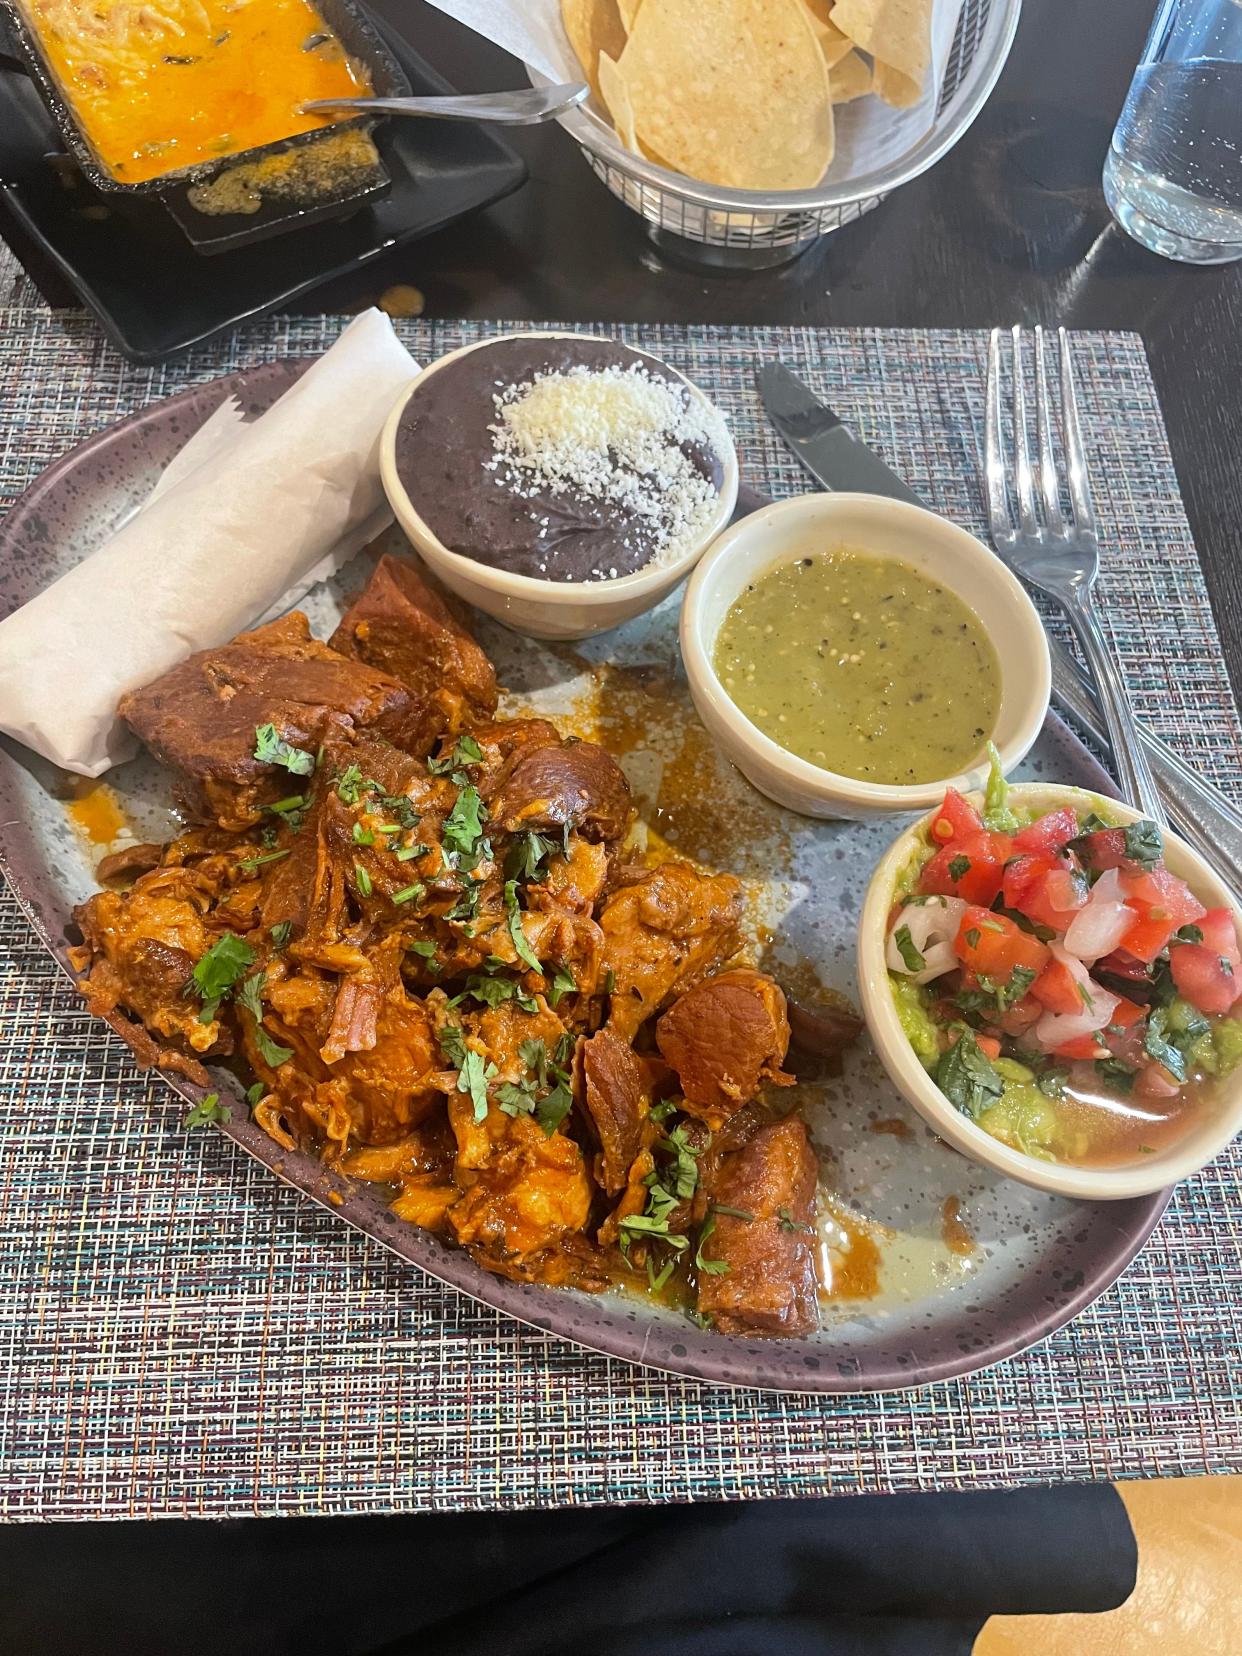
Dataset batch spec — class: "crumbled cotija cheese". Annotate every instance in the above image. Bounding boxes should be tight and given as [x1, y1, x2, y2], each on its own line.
[485, 363, 728, 578]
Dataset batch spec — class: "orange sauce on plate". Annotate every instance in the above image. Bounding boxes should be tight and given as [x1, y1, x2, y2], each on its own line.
[66, 781, 126, 844]
[23, 0, 372, 183]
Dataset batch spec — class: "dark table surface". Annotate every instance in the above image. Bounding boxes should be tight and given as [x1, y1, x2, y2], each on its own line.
[5, 0, 1241, 704]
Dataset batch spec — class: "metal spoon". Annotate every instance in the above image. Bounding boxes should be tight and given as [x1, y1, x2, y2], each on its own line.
[301, 83, 590, 125]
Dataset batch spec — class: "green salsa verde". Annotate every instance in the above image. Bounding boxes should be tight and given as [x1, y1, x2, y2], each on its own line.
[713, 549, 1002, 786]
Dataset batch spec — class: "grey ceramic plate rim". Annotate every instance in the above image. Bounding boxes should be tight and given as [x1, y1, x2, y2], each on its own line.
[0, 358, 1171, 1394]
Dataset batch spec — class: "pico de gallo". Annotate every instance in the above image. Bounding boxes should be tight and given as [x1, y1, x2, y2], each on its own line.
[887, 752, 1242, 1165]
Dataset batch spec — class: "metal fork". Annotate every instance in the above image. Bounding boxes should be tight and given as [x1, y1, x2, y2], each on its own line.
[986, 325, 1165, 823]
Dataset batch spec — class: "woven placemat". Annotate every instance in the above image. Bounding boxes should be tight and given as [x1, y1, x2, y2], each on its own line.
[0, 309, 1239, 1520]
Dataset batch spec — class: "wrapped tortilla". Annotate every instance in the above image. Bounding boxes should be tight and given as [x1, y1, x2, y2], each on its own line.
[0, 310, 418, 777]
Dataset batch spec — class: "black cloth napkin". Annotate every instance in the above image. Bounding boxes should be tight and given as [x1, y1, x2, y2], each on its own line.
[0, 1485, 1135, 1656]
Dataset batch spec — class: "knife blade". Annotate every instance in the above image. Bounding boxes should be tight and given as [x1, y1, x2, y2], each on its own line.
[755, 362, 1242, 896]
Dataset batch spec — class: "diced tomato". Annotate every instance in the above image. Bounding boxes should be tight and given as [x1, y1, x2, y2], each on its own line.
[1075, 827, 1129, 873]
[1095, 949, 1151, 984]
[998, 993, 1042, 1036]
[1031, 954, 1087, 1015]
[1054, 1031, 1110, 1060]
[928, 788, 984, 846]
[948, 1025, 1002, 1060]
[953, 905, 1050, 981]
[921, 830, 1013, 906]
[1169, 906, 1242, 1014]
[1002, 852, 1088, 931]
[1013, 807, 1080, 856]
[1136, 1062, 1182, 1100]
[1118, 868, 1206, 963]
[1197, 907, 1242, 964]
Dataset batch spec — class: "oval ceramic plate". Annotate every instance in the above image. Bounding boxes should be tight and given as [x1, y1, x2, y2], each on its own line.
[0, 361, 1169, 1393]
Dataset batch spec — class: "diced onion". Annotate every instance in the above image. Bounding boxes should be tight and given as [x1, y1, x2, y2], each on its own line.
[887, 896, 966, 984]
[1033, 943, 1118, 1047]
[1062, 867, 1133, 962]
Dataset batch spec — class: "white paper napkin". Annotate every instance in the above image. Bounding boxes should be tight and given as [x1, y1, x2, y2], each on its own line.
[0, 309, 419, 777]
[425, 0, 965, 177]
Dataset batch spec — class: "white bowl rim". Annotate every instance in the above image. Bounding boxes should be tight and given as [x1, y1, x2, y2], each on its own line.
[680, 491, 1053, 810]
[379, 330, 739, 607]
[859, 781, 1242, 1200]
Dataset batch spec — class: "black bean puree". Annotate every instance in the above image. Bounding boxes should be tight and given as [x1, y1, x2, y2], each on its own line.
[394, 336, 725, 582]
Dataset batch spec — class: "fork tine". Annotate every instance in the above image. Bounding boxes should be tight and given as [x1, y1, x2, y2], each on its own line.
[984, 328, 1012, 540]
[1058, 327, 1096, 535]
[1010, 326, 1039, 538]
[1034, 325, 1065, 534]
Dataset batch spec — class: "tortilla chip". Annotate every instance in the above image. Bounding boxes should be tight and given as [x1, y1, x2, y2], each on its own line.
[829, 0, 931, 97]
[802, 0, 855, 67]
[618, 0, 642, 28]
[598, 50, 639, 152]
[830, 48, 873, 103]
[561, 0, 627, 102]
[873, 59, 921, 107]
[618, 0, 833, 191]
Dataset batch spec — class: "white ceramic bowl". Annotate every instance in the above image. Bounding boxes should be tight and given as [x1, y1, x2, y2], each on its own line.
[859, 783, 1242, 1200]
[679, 492, 1052, 821]
[379, 332, 739, 642]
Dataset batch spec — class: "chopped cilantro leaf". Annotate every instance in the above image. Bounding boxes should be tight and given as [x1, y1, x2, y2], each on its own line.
[236, 971, 265, 1021]
[266, 794, 306, 816]
[519, 1037, 548, 1087]
[505, 829, 560, 884]
[936, 1030, 1004, 1120]
[504, 880, 542, 974]
[948, 855, 971, 882]
[254, 1028, 294, 1068]
[1095, 1057, 1135, 1093]
[188, 933, 255, 1021]
[1173, 923, 1204, 944]
[1144, 1006, 1188, 1082]
[693, 1213, 729, 1275]
[438, 1026, 468, 1069]
[379, 793, 420, 830]
[238, 848, 290, 874]
[646, 1254, 677, 1292]
[465, 974, 517, 1008]
[392, 882, 424, 907]
[893, 924, 926, 974]
[352, 822, 375, 846]
[408, 940, 437, 960]
[253, 723, 314, 777]
[445, 876, 483, 923]
[548, 964, 576, 1007]
[245, 1082, 265, 1108]
[536, 1081, 573, 1136]
[776, 1206, 812, 1234]
[496, 1079, 537, 1117]
[269, 921, 293, 949]
[954, 965, 1036, 1018]
[395, 844, 429, 862]
[1123, 820, 1164, 871]
[554, 1031, 575, 1069]
[442, 786, 487, 859]
[353, 863, 373, 898]
[603, 968, 616, 995]
[1037, 1066, 1068, 1099]
[186, 1092, 228, 1128]
[964, 927, 981, 949]
[457, 1049, 494, 1123]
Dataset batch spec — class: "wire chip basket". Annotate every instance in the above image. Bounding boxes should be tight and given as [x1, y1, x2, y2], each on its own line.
[533, 0, 1022, 269]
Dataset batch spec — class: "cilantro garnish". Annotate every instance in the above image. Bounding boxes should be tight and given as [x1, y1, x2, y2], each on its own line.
[380, 794, 420, 830]
[352, 823, 375, 846]
[269, 921, 293, 950]
[458, 1049, 496, 1123]
[535, 1080, 573, 1136]
[464, 973, 518, 1009]
[245, 1082, 265, 1108]
[964, 927, 981, 949]
[777, 1206, 812, 1235]
[936, 1030, 1004, 1120]
[505, 829, 560, 885]
[1123, 820, 1164, 871]
[442, 786, 487, 860]
[1173, 923, 1204, 944]
[445, 876, 483, 923]
[548, 964, 576, 1006]
[496, 1078, 538, 1117]
[519, 1036, 548, 1086]
[354, 863, 373, 898]
[395, 843, 430, 862]
[238, 848, 290, 874]
[187, 933, 255, 1021]
[392, 882, 425, 907]
[186, 1093, 228, 1129]
[253, 723, 314, 777]
[236, 972, 293, 1067]
[893, 924, 925, 974]
[693, 1213, 729, 1276]
[954, 965, 1036, 1018]
[1144, 1006, 1189, 1082]
[504, 880, 543, 973]
[948, 855, 971, 882]
[1095, 1057, 1135, 1093]
[428, 734, 486, 784]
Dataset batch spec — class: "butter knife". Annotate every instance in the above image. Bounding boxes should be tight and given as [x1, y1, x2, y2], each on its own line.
[754, 361, 1242, 895]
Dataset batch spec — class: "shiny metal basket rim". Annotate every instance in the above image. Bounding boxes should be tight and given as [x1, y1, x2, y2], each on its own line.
[528, 0, 1022, 213]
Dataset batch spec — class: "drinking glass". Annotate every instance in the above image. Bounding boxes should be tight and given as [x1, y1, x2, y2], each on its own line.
[1104, 0, 1242, 264]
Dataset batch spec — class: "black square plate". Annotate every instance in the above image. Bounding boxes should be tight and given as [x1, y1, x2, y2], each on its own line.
[0, 13, 526, 363]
